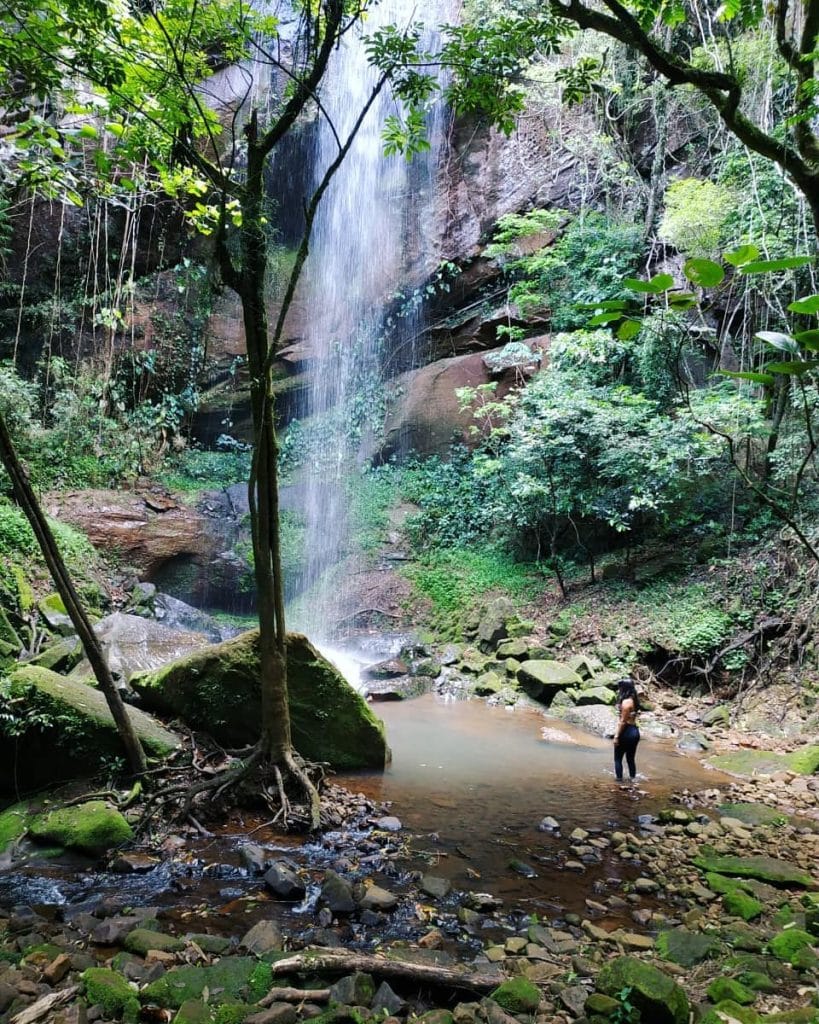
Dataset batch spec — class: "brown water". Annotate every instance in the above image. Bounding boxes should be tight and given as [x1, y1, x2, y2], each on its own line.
[336, 694, 725, 916]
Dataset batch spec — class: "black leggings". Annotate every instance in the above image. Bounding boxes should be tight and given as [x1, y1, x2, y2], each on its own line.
[614, 724, 640, 781]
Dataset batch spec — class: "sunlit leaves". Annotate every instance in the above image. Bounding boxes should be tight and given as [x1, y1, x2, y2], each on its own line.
[723, 244, 759, 267]
[740, 256, 813, 274]
[623, 273, 674, 294]
[788, 294, 819, 314]
[683, 258, 724, 288]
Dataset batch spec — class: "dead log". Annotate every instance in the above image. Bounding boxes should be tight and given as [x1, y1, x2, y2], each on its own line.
[259, 987, 332, 1007]
[267, 950, 502, 993]
[11, 987, 79, 1024]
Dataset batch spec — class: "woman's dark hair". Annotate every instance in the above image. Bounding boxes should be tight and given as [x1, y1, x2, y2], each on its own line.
[617, 678, 640, 712]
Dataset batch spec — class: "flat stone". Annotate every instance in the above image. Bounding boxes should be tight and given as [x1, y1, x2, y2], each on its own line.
[245, 1005, 298, 1024]
[359, 884, 398, 911]
[240, 918, 282, 955]
[374, 816, 402, 832]
[420, 875, 451, 899]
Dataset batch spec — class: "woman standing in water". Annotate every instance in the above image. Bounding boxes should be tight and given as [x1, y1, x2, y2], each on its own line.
[613, 677, 640, 786]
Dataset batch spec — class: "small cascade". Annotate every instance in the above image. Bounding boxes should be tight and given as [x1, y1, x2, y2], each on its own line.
[287, 0, 453, 638]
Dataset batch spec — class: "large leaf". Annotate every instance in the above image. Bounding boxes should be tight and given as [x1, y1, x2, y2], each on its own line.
[723, 244, 760, 267]
[740, 256, 813, 274]
[683, 258, 725, 288]
[623, 273, 674, 294]
[668, 292, 697, 310]
[617, 318, 642, 340]
[794, 329, 819, 351]
[766, 360, 819, 375]
[788, 293, 819, 314]
[755, 330, 800, 355]
[587, 311, 625, 325]
[719, 370, 775, 385]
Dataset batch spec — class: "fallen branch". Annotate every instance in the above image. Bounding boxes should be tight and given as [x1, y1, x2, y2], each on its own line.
[11, 987, 79, 1024]
[259, 987, 331, 1007]
[268, 950, 502, 993]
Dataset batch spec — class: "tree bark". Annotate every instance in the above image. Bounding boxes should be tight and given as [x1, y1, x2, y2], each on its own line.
[0, 411, 146, 775]
[267, 951, 504, 993]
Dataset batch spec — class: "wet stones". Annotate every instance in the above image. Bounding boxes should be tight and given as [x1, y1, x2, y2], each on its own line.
[420, 875, 452, 899]
[240, 919, 283, 955]
[320, 870, 356, 915]
[264, 862, 306, 901]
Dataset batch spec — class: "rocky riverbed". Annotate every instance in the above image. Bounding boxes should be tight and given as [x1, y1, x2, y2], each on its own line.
[0, 765, 817, 1024]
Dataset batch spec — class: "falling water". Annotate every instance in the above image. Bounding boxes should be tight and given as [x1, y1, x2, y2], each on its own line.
[288, 0, 453, 637]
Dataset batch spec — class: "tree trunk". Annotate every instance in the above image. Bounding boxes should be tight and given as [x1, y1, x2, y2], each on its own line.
[0, 411, 147, 775]
[241, 120, 292, 764]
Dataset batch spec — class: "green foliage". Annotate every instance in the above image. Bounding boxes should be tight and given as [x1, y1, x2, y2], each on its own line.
[659, 178, 735, 257]
[549, 329, 631, 385]
[485, 208, 562, 258]
[157, 446, 252, 493]
[499, 213, 643, 331]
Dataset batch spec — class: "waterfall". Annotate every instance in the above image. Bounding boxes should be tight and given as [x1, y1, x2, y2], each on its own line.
[286, 0, 452, 638]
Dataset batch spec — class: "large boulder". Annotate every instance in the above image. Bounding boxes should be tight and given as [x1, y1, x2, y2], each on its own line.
[68, 612, 209, 683]
[517, 660, 582, 703]
[29, 801, 133, 854]
[596, 956, 689, 1024]
[0, 666, 181, 792]
[131, 630, 388, 769]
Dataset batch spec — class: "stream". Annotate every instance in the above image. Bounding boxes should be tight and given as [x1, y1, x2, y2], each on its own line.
[0, 680, 723, 942]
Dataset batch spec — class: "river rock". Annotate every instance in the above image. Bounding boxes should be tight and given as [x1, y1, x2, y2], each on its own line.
[0, 666, 180, 790]
[477, 597, 516, 650]
[420, 875, 452, 899]
[329, 972, 376, 1006]
[559, 984, 589, 1016]
[692, 853, 817, 888]
[655, 927, 719, 967]
[240, 843, 270, 874]
[552, 703, 619, 737]
[596, 956, 689, 1024]
[495, 639, 528, 659]
[359, 883, 398, 911]
[131, 630, 388, 769]
[516, 660, 582, 703]
[240, 918, 283, 954]
[321, 870, 356, 914]
[264, 862, 306, 901]
[363, 658, 409, 680]
[372, 982, 406, 1015]
[574, 686, 616, 706]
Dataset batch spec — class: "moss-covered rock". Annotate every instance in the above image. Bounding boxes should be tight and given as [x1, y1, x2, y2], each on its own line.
[82, 967, 140, 1022]
[0, 665, 180, 792]
[516, 660, 582, 703]
[769, 929, 815, 964]
[489, 978, 541, 1014]
[717, 803, 789, 826]
[0, 801, 34, 852]
[706, 978, 756, 1005]
[173, 1001, 214, 1024]
[141, 957, 270, 1009]
[655, 927, 718, 967]
[29, 801, 132, 853]
[131, 631, 388, 769]
[724, 890, 765, 921]
[124, 928, 185, 956]
[709, 746, 819, 777]
[734, 971, 777, 993]
[694, 852, 817, 890]
[710, 1000, 760, 1024]
[596, 956, 689, 1024]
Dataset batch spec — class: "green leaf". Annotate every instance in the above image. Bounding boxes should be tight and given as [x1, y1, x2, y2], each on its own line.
[77, 124, 98, 139]
[723, 244, 760, 267]
[587, 311, 624, 325]
[740, 256, 813, 274]
[756, 330, 800, 354]
[788, 293, 819, 314]
[623, 273, 674, 294]
[683, 258, 725, 288]
[668, 292, 697, 310]
[719, 370, 776, 385]
[766, 360, 819, 375]
[617, 319, 642, 340]
[794, 329, 819, 351]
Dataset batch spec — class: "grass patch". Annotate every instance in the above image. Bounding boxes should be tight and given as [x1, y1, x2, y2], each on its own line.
[156, 447, 251, 494]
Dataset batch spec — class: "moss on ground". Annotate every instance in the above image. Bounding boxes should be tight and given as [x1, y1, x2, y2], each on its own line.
[596, 955, 689, 1024]
[489, 978, 541, 1013]
[694, 852, 817, 889]
[82, 967, 140, 1022]
[0, 802, 33, 852]
[140, 958, 266, 1009]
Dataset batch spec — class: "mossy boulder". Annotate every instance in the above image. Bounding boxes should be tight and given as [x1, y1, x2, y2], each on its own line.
[29, 801, 132, 853]
[489, 978, 541, 1013]
[516, 660, 582, 703]
[0, 801, 34, 852]
[131, 631, 388, 770]
[724, 889, 764, 921]
[655, 927, 718, 967]
[709, 746, 819, 777]
[141, 958, 271, 1009]
[173, 1001, 214, 1024]
[708, 1001, 760, 1024]
[768, 929, 816, 964]
[82, 967, 140, 1022]
[717, 803, 789, 826]
[707, 977, 756, 1005]
[574, 686, 616, 706]
[693, 852, 817, 889]
[596, 956, 689, 1024]
[0, 665, 180, 792]
[38, 593, 74, 635]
